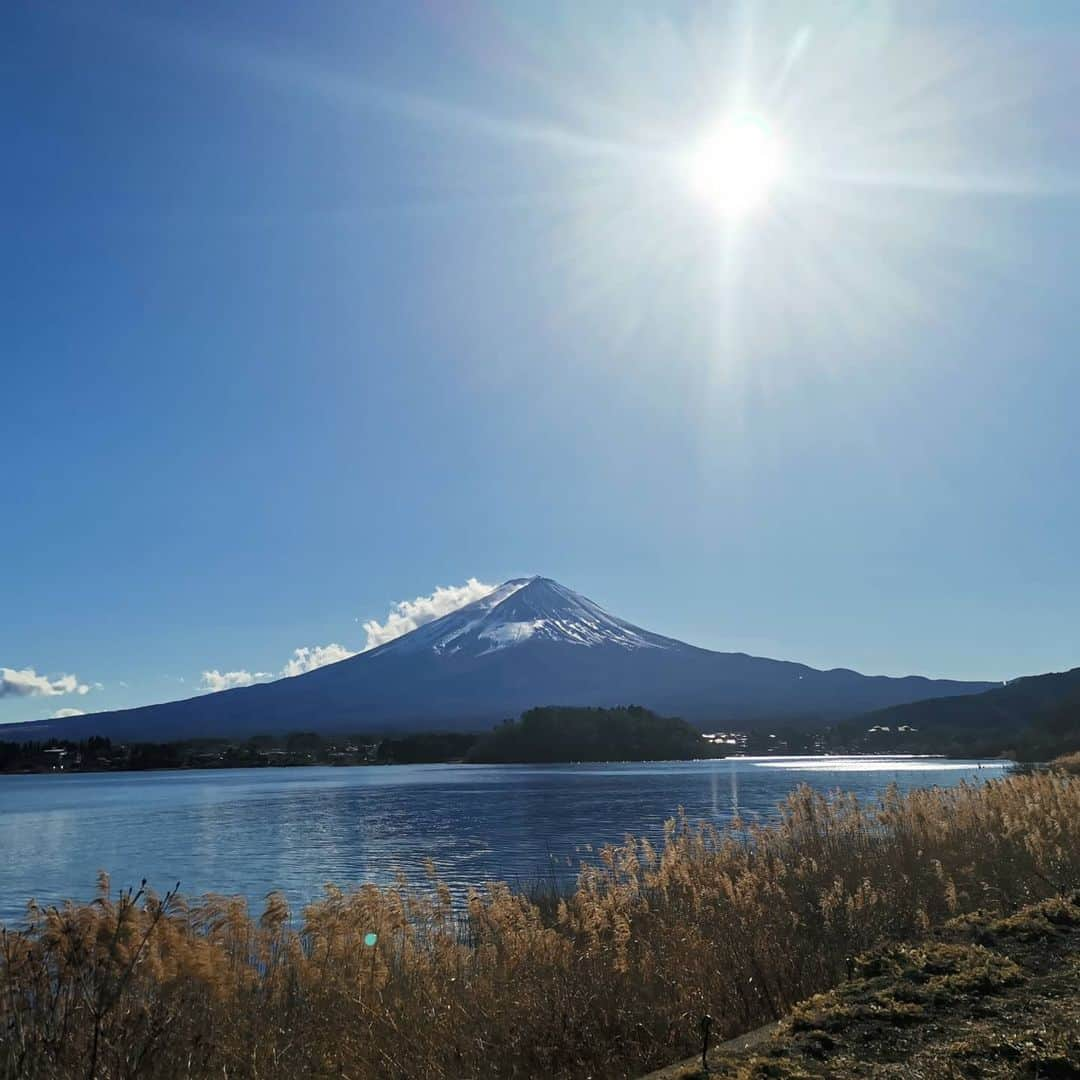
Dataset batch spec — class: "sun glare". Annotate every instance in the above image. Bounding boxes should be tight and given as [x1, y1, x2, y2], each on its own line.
[684, 116, 784, 218]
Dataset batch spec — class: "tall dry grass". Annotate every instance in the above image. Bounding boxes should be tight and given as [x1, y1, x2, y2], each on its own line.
[2, 770, 1079, 1079]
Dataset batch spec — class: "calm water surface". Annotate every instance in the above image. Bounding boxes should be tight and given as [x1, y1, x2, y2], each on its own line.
[0, 756, 1009, 925]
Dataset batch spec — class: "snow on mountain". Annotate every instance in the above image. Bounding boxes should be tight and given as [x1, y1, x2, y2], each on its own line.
[369, 576, 682, 658]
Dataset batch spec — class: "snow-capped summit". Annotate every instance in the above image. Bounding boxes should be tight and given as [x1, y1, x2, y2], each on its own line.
[372, 576, 682, 658]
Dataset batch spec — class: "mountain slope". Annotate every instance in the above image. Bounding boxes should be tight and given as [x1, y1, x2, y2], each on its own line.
[849, 666, 1080, 758]
[5, 577, 996, 741]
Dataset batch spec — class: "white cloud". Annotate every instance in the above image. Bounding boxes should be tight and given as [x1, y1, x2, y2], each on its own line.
[199, 669, 273, 693]
[362, 578, 494, 650]
[0, 667, 92, 699]
[281, 643, 354, 677]
[52, 708, 86, 719]
[196, 579, 493, 690]
[199, 643, 355, 693]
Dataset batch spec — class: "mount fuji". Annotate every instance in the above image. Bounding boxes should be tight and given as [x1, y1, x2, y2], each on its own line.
[11, 577, 995, 741]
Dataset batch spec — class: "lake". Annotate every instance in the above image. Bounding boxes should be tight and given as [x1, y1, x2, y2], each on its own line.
[0, 756, 1010, 925]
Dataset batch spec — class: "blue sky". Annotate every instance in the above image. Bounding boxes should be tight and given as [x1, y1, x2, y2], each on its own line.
[3, 0, 1079, 724]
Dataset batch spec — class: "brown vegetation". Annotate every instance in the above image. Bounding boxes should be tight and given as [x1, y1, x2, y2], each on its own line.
[2, 771, 1080, 1078]
[1051, 749, 1080, 775]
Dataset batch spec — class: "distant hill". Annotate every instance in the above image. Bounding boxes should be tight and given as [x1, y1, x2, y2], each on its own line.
[3, 577, 995, 742]
[848, 667, 1080, 759]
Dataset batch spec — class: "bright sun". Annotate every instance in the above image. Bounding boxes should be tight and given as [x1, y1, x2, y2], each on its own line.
[684, 115, 784, 218]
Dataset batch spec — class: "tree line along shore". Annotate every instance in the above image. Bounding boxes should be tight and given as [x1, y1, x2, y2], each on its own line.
[3, 699, 1063, 775]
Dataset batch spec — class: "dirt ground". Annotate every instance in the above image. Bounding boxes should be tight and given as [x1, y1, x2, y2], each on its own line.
[644, 893, 1080, 1079]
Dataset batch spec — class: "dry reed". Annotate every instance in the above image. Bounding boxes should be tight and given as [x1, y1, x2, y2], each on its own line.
[2, 770, 1079, 1079]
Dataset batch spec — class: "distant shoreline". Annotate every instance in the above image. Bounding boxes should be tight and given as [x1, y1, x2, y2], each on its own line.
[0, 750, 1015, 779]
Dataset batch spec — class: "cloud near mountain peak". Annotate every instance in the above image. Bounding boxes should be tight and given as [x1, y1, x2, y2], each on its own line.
[197, 579, 494, 694]
[362, 578, 495, 650]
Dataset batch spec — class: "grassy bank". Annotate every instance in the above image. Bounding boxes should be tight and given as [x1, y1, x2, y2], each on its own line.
[2, 771, 1079, 1078]
[649, 892, 1080, 1077]
[1052, 749, 1080, 775]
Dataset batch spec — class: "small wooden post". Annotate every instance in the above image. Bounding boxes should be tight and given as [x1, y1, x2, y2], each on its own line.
[700, 1013, 713, 1074]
